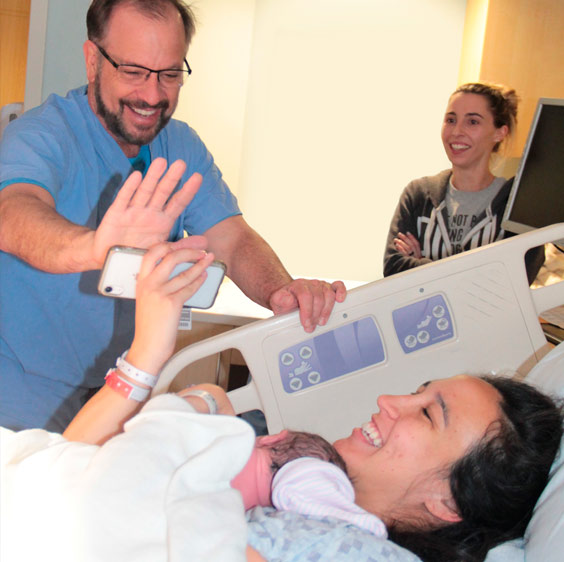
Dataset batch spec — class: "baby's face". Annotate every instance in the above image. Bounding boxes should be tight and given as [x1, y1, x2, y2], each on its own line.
[230, 435, 279, 510]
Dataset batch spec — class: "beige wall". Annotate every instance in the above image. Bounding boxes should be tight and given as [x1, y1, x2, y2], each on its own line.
[21, 0, 564, 283]
[176, 0, 466, 282]
[174, 0, 256, 195]
[460, 0, 564, 157]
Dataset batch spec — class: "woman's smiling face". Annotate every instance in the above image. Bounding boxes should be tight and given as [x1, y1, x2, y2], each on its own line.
[334, 375, 501, 524]
[441, 92, 508, 172]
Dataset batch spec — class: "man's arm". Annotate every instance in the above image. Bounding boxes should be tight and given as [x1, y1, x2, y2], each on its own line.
[0, 183, 98, 273]
[0, 158, 203, 273]
[204, 215, 346, 332]
[204, 215, 293, 308]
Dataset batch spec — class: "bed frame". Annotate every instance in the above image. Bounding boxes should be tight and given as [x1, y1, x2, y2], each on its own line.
[153, 223, 564, 442]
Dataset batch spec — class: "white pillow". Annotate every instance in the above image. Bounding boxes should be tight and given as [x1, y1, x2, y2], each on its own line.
[485, 342, 564, 562]
[521, 342, 564, 562]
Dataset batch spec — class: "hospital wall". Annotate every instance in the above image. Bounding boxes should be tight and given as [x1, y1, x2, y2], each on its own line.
[175, 0, 464, 283]
[21, 0, 563, 283]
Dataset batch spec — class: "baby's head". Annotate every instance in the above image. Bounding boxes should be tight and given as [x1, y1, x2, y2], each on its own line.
[258, 429, 347, 475]
[231, 429, 347, 510]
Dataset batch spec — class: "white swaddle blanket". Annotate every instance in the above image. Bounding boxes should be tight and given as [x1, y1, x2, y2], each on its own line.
[1, 394, 255, 562]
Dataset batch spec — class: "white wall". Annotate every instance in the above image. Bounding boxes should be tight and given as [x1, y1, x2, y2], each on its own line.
[25, 0, 89, 110]
[28, 0, 467, 282]
[175, 0, 256, 202]
[177, 0, 466, 282]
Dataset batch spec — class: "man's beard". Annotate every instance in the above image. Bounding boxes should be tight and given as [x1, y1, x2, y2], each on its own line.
[94, 74, 172, 147]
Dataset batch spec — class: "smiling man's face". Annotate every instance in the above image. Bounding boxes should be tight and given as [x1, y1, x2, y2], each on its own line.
[84, 3, 187, 157]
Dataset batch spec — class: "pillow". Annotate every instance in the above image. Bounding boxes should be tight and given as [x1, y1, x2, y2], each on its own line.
[484, 539, 525, 562]
[521, 342, 564, 562]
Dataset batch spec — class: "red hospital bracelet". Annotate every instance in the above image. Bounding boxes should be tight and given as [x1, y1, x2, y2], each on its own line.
[105, 369, 151, 402]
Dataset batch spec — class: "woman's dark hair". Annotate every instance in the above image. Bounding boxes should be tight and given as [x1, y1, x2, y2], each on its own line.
[452, 82, 519, 153]
[388, 375, 563, 562]
[87, 0, 196, 47]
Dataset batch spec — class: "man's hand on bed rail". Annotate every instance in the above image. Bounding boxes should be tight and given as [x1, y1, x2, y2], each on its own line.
[269, 278, 347, 333]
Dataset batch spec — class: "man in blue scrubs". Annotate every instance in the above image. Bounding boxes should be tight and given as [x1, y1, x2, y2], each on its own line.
[0, 0, 346, 431]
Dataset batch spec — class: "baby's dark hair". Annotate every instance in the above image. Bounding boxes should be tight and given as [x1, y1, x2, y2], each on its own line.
[263, 430, 348, 476]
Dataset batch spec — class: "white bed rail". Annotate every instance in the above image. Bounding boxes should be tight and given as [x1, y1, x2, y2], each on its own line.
[153, 224, 564, 441]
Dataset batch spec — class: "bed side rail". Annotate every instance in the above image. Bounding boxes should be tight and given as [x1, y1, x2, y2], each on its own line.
[152, 224, 564, 440]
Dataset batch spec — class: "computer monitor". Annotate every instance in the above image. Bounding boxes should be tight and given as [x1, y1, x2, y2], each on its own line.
[502, 97, 564, 245]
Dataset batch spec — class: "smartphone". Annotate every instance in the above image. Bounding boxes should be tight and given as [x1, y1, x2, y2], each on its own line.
[98, 246, 226, 309]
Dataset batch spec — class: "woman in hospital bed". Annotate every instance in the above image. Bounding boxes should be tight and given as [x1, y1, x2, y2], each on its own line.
[2, 240, 562, 562]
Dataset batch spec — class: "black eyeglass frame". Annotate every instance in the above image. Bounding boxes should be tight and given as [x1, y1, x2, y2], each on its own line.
[94, 43, 192, 85]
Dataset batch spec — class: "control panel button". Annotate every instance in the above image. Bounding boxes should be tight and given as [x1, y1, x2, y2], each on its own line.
[417, 330, 430, 344]
[404, 334, 417, 348]
[307, 371, 321, 384]
[432, 304, 445, 318]
[281, 352, 294, 366]
[436, 317, 449, 331]
[289, 377, 303, 391]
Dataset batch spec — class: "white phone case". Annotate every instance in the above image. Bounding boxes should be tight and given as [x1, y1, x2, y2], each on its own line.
[98, 246, 226, 309]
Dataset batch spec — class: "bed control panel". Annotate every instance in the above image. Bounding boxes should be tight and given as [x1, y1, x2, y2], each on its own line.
[392, 293, 454, 354]
[278, 316, 385, 394]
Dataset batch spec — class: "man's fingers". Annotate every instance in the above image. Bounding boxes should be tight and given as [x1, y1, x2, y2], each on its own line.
[271, 279, 344, 333]
[316, 285, 337, 327]
[331, 281, 347, 303]
[110, 170, 143, 212]
[146, 159, 187, 210]
[164, 172, 203, 218]
[129, 157, 169, 208]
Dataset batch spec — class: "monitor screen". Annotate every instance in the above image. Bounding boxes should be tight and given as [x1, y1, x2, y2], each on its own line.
[502, 98, 564, 242]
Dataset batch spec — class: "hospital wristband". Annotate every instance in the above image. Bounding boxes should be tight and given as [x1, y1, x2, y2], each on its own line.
[116, 350, 159, 388]
[104, 368, 151, 402]
[182, 389, 218, 415]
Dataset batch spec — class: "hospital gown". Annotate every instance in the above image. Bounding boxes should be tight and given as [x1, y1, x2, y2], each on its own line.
[247, 507, 422, 562]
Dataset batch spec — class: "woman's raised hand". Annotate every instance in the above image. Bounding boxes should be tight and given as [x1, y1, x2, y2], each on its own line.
[126, 238, 214, 376]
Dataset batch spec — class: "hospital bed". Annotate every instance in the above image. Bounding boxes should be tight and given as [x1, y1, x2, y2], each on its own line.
[152, 224, 564, 561]
[154, 223, 564, 443]
[4, 226, 564, 562]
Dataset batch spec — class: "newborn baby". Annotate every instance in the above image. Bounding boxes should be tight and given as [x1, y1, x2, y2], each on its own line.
[232, 428, 386, 536]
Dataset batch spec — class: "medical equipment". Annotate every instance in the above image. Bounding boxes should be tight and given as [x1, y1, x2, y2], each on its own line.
[154, 223, 564, 444]
[502, 98, 564, 244]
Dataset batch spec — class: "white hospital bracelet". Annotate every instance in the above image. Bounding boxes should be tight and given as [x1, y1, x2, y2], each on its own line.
[116, 351, 159, 388]
[183, 389, 218, 415]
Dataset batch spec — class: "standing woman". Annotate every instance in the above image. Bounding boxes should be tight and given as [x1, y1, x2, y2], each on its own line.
[383, 82, 544, 282]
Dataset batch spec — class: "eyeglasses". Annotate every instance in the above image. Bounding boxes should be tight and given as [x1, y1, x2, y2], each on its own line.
[95, 44, 192, 88]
